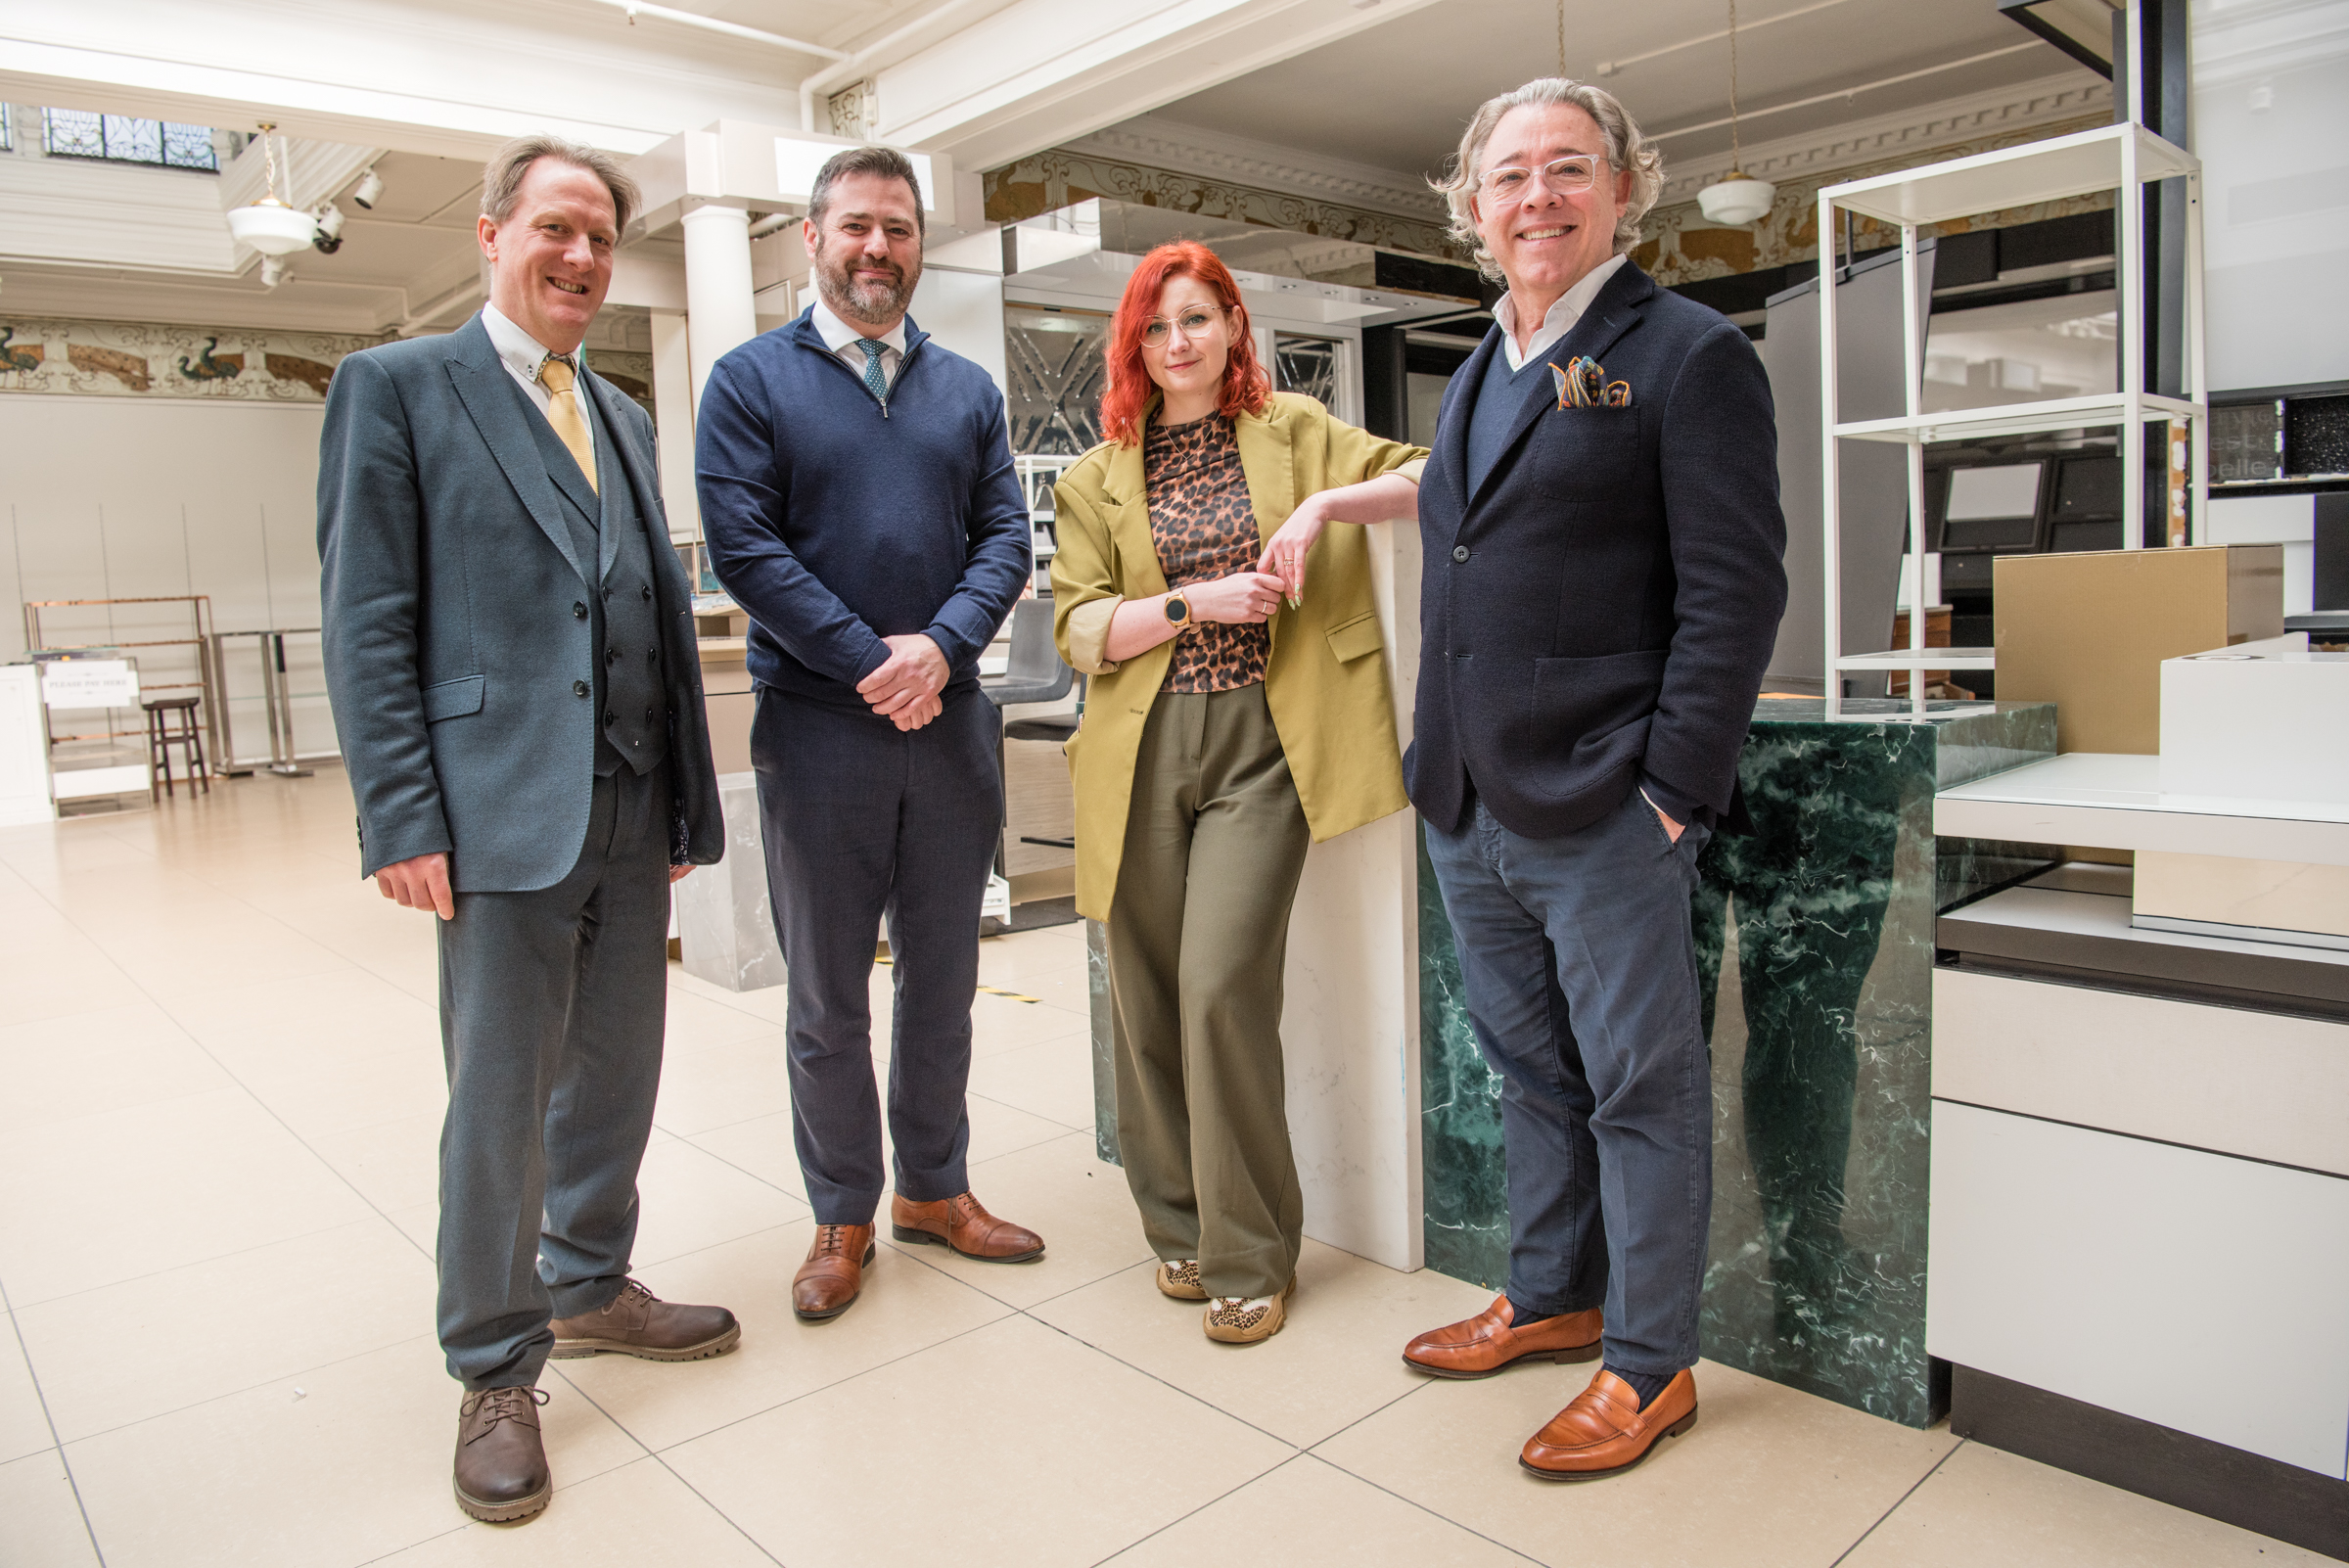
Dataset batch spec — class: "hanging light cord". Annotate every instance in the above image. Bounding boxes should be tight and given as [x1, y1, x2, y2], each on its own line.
[259, 123, 283, 203]
[1557, 0, 1566, 79]
[1727, 0, 1742, 172]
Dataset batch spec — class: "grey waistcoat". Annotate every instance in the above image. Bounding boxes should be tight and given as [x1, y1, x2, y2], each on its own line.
[523, 386, 670, 777]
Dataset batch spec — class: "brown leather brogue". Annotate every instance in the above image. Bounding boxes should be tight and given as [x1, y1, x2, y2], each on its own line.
[1519, 1367, 1699, 1481]
[792, 1223, 875, 1321]
[453, 1385, 550, 1523]
[550, 1279, 740, 1361]
[890, 1190, 1044, 1263]
[1402, 1295, 1602, 1379]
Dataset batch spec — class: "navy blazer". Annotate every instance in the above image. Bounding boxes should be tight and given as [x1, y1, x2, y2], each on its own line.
[1408, 261, 1787, 840]
[318, 313, 723, 891]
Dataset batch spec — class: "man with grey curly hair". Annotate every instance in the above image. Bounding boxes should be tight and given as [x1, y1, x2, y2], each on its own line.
[1396, 78, 1787, 1481]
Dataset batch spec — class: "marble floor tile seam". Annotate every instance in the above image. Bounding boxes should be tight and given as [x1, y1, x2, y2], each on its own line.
[965, 1084, 1088, 1133]
[3, 1214, 418, 1315]
[534, 1371, 795, 1566]
[1822, 1437, 1969, 1568]
[1087, 1449, 1322, 1568]
[0, 1275, 106, 1564]
[38, 1321, 449, 1453]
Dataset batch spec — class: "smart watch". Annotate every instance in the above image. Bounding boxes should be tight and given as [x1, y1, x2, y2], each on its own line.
[1164, 593, 1191, 626]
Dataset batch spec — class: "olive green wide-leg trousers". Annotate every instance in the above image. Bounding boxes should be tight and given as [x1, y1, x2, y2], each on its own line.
[1106, 683, 1312, 1302]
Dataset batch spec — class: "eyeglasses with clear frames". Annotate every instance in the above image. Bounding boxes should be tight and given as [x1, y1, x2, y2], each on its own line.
[1139, 304, 1230, 348]
[1477, 154, 1609, 203]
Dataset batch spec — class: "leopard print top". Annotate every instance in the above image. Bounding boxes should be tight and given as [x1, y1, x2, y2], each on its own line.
[1145, 414, 1267, 694]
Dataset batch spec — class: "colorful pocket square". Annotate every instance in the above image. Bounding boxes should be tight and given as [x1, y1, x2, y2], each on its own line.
[1551, 356, 1632, 410]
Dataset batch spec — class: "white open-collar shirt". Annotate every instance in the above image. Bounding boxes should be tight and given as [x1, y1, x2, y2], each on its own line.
[1497, 253, 1629, 373]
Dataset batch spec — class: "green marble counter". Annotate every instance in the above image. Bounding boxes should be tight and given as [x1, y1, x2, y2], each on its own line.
[1421, 699, 2057, 1427]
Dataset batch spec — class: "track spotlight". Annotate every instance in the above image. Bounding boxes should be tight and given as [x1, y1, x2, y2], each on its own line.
[351, 166, 384, 209]
[312, 201, 346, 254]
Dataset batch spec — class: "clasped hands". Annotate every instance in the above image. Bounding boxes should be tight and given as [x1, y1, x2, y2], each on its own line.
[855, 632, 948, 731]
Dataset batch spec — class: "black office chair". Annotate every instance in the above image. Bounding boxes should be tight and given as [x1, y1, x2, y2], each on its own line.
[985, 598, 1081, 874]
[983, 598, 1074, 710]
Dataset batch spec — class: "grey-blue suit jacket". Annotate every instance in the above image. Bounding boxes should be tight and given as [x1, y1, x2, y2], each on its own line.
[318, 313, 723, 892]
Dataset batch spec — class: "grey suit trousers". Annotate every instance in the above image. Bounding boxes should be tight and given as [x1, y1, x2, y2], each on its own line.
[436, 762, 673, 1391]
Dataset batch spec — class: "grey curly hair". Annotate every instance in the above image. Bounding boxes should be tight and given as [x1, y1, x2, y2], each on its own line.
[1431, 78, 1665, 281]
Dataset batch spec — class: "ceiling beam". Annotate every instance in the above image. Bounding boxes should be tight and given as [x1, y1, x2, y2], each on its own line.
[874, 0, 1445, 172]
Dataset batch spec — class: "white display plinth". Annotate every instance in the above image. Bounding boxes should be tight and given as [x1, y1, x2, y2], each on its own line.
[0, 667, 54, 826]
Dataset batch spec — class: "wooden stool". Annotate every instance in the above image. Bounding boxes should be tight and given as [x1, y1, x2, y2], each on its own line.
[142, 696, 209, 800]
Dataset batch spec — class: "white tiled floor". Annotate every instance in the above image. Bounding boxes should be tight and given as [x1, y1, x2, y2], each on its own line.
[0, 771, 2326, 1567]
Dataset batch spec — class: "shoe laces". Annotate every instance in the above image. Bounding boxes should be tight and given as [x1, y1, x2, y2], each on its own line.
[462, 1385, 547, 1439]
[813, 1224, 856, 1259]
[614, 1279, 661, 1307]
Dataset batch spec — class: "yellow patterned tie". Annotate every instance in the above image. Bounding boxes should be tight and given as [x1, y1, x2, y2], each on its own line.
[536, 355, 596, 494]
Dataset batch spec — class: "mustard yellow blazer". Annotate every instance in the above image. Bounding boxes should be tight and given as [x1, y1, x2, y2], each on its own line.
[1047, 392, 1427, 919]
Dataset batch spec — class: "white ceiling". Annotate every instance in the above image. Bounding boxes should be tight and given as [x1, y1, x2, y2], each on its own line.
[1148, 0, 2105, 188]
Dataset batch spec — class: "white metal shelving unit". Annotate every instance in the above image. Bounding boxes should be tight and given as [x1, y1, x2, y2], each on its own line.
[1818, 115, 2208, 715]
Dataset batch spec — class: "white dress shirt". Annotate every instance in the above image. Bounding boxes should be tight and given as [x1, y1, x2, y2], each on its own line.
[480, 302, 593, 467]
[809, 296, 907, 391]
[1497, 253, 1630, 373]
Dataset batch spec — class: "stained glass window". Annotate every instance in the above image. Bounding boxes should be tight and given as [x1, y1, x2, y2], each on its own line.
[41, 107, 217, 171]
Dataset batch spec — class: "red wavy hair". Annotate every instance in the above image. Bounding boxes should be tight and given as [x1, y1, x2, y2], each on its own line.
[1100, 241, 1270, 446]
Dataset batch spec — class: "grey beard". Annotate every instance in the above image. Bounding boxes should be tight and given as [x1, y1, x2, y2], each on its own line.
[819, 258, 918, 326]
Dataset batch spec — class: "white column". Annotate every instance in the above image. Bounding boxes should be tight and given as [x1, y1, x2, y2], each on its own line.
[648, 309, 699, 542]
[680, 202, 757, 416]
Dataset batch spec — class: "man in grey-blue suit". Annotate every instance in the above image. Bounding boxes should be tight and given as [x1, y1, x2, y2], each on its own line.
[319, 137, 734, 1527]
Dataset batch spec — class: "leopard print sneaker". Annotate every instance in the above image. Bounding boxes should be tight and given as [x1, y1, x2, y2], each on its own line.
[1156, 1260, 1207, 1301]
[1203, 1275, 1297, 1345]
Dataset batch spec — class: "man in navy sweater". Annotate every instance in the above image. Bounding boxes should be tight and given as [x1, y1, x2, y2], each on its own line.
[696, 146, 1044, 1322]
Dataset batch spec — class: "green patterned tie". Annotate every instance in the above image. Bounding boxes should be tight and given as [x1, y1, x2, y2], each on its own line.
[856, 338, 889, 406]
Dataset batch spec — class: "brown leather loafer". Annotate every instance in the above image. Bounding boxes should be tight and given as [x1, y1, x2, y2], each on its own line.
[453, 1385, 550, 1523]
[890, 1190, 1044, 1263]
[550, 1279, 740, 1361]
[793, 1223, 875, 1321]
[1402, 1295, 1602, 1379]
[1520, 1367, 1699, 1481]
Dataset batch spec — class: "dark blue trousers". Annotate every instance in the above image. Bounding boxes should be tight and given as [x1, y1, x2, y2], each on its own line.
[751, 684, 1001, 1225]
[1422, 785, 1715, 1376]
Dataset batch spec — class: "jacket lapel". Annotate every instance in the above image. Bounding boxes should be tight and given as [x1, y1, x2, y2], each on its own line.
[1232, 401, 1293, 543]
[1095, 426, 1164, 598]
[1429, 327, 1498, 530]
[1466, 263, 1655, 516]
[444, 316, 590, 586]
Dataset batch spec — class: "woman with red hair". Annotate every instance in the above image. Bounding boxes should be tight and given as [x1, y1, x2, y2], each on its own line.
[1049, 241, 1426, 1345]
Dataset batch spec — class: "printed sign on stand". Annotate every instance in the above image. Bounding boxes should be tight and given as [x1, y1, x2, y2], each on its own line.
[40, 660, 140, 709]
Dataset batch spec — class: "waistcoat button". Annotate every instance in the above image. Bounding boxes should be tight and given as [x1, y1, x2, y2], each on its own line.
[573, 601, 587, 619]
[1451, 545, 1469, 563]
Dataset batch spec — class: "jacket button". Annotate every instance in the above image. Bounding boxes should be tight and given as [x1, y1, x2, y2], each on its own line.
[1452, 545, 1469, 563]
[606, 646, 619, 666]
[640, 583, 653, 601]
[605, 710, 616, 726]
[647, 646, 658, 662]
[573, 601, 587, 619]
[572, 679, 588, 697]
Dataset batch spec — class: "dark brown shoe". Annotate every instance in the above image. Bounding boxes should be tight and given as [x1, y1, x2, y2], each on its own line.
[1520, 1367, 1699, 1481]
[1402, 1295, 1602, 1379]
[793, 1223, 875, 1321]
[453, 1386, 550, 1523]
[890, 1190, 1044, 1263]
[549, 1279, 740, 1361]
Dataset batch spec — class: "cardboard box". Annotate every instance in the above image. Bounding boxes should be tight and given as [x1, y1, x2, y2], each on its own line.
[1995, 545, 2283, 756]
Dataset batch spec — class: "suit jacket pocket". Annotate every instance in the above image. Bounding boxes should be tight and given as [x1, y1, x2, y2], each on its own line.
[1530, 404, 1641, 501]
[422, 674, 485, 723]
[1531, 650, 1666, 758]
[1325, 610, 1384, 665]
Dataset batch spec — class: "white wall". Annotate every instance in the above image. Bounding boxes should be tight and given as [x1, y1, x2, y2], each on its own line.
[2192, 0, 2349, 392]
[0, 393, 335, 765]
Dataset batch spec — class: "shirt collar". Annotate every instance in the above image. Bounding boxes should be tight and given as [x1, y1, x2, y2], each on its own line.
[1494, 253, 1629, 350]
[809, 296, 907, 359]
[481, 302, 583, 386]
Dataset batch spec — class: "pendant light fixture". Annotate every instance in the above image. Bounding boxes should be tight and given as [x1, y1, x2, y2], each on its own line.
[226, 124, 318, 257]
[1696, 1, 1777, 226]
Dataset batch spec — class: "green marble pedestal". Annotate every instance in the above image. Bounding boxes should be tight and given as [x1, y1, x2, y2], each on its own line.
[1419, 699, 2056, 1427]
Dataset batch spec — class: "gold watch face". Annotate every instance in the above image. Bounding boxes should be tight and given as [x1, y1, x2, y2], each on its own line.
[1165, 595, 1188, 624]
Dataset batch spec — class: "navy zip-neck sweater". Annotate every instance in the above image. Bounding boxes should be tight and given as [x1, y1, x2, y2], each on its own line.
[695, 307, 1031, 708]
